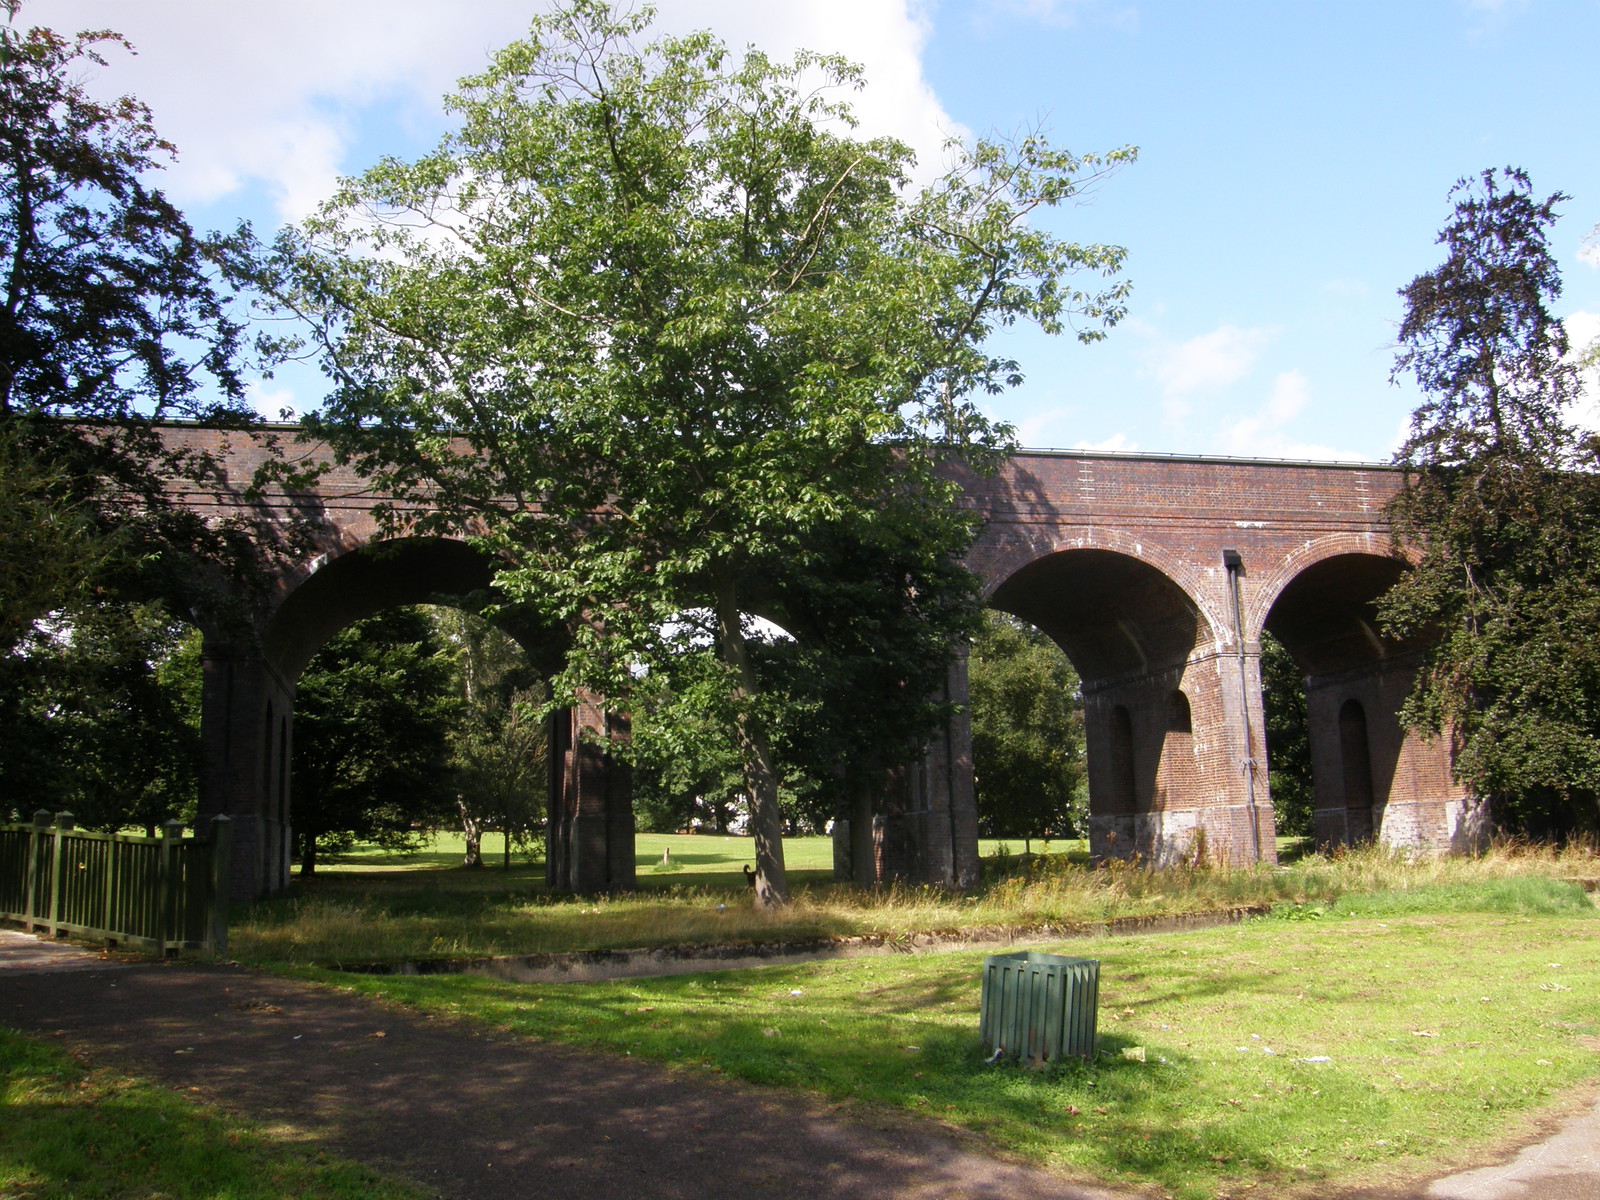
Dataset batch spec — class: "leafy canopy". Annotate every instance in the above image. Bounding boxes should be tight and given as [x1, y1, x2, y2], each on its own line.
[264, 0, 1133, 901]
[0, 3, 261, 645]
[1381, 167, 1600, 834]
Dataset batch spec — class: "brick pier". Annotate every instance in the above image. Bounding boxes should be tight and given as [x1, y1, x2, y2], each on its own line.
[158, 427, 1472, 899]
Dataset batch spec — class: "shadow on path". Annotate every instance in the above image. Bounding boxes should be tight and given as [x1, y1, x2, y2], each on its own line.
[0, 957, 1130, 1200]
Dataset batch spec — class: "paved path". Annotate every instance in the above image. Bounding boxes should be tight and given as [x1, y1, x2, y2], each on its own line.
[4, 931, 1598, 1200]
[0, 932, 1128, 1200]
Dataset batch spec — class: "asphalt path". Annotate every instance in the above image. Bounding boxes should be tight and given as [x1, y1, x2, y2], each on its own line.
[2, 931, 1597, 1200]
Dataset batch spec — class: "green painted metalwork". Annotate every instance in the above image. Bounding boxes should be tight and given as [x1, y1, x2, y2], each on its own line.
[0, 814, 231, 956]
[980, 950, 1099, 1064]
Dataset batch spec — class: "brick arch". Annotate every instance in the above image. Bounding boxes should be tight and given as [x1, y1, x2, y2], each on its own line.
[1257, 540, 1415, 678]
[262, 537, 566, 684]
[977, 530, 1227, 679]
[1253, 537, 1458, 853]
[1248, 532, 1400, 638]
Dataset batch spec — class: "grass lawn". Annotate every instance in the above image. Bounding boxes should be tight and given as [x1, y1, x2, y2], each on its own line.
[304, 881, 1600, 1200]
[0, 1026, 425, 1200]
[227, 840, 1600, 1199]
[311, 831, 1081, 888]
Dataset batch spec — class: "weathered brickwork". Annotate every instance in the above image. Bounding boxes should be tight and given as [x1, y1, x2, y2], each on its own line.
[157, 427, 1467, 898]
[950, 450, 1469, 869]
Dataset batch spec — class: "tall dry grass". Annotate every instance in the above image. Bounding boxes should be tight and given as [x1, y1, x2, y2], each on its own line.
[229, 838, 1598, 966]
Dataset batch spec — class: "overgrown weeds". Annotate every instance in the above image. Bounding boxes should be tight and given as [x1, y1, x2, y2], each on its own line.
[229, 837, 1599, 967]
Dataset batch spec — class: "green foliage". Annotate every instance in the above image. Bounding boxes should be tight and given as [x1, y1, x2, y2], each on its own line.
[1260, 630, 1313, 838]
[0, 428, 111, 651]
[262, 0, 1133, 904]
[291, 610, 462, 873]
[1382, 167, 1600, 836]
[0, 602, 200, 831]
[431, 608, 547, 866]
[969, 611, 1085, 842]
[629, 637, 753, 835]
[0, 6, 262, 645]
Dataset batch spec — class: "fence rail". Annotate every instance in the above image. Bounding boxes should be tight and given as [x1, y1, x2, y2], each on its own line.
[0, 812, 230, 956]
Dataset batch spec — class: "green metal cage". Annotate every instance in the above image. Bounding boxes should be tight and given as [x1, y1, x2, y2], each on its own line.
[980, 950, 1099, 1064]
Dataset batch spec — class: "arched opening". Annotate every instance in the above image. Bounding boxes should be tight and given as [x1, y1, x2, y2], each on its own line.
[986, 547, 1210, 862]
[1157, 690, 1196, 810]
[1262, 551, 1434, 850]
[1108, 704, 1137, 817]
[967, 611, 1086, 855]
[223, 537, 598, 893]
[1339, 699, 1376, 842]
[288, 603, 550, 878]
[1167, 690, 1192, 734]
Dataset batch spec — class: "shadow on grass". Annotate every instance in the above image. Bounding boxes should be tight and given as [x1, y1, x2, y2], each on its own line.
[0, 1029, 418, 1200]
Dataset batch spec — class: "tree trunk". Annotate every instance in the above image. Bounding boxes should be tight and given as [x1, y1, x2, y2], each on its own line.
[458, 799, 483, 868]
[299, 832, 318, 877]
[713, 567, 789, 907]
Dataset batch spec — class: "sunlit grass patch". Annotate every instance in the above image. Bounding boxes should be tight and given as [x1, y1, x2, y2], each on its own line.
[318, 905, 1600, 1200]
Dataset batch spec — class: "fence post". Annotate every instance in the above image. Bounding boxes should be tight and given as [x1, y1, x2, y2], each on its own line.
[47, 812, 73, 939]
[159, 820, 182, 957]
[207, 816, 232, 957]
[25, 809, 50, 934]
[102, 827, 120, 943]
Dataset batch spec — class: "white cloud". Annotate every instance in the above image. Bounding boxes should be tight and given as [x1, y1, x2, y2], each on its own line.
[245, 382, 298, 422]
[1217, 371, 1365, 461]
[1143, 324, 1272, 421]
[1564, 310, 1600, 434]
[47, 1, 956, 223]
[1071, 432, 1139, 452]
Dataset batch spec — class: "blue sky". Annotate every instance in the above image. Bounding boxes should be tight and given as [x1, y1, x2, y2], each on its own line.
[48, 0, 1600, 462]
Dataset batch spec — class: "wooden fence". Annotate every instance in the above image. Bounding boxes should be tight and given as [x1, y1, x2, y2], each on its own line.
[0, 812, 231, 956]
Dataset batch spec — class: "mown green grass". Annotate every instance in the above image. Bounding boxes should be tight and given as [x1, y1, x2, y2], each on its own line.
[311, 832, 1064, 886]
[303, 881, 1600, 1200]
[0, 1026, 426, 1200]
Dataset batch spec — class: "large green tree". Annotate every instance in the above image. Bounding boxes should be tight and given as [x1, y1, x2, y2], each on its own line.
[264, 1, 1132, 903]
[968, 611, 1085, 849]
[1381, 167, 1600, 836]
[0, 601, 200, 832]
[0, 4, 264, 650]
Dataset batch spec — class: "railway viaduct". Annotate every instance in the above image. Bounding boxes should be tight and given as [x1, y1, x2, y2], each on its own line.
[162, 426, 1478, 900]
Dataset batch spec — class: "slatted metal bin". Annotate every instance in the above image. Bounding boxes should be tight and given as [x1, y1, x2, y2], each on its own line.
[980, 951, 1099, 1064]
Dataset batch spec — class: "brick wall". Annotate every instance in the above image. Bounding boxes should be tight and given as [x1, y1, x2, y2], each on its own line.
[162, 428, 1464, 893]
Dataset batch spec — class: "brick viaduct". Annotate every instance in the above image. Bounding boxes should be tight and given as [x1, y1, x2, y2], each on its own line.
[162, 426, 1478, 900]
